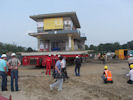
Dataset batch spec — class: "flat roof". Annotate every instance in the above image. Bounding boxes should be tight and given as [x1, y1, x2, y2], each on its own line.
[30, 12, 80, 28]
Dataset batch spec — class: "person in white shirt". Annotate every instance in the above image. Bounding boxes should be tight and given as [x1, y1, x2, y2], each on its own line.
[61, 57, 69, 81]
[128, 54, 133, 70]
[61, 58, 66, 69]
[126, 64, 133, 84]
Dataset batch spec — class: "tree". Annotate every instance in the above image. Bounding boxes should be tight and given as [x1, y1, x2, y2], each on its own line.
[89, 44, 97, 50]
[85, 45, 89, 50]
[127, 41, 133, 49]
[121, 44, 127, 49]
[0, 42, 27, 54]
[27, 47, 33, 52]
[113, 42, 121, 50]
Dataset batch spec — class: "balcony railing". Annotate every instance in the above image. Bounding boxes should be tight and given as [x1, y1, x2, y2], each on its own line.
[37, 28, 80, 35]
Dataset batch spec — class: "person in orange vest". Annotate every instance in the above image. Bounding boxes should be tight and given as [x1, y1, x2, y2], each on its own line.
[102, 66, 113, 83]
[45, 54, 52, 75]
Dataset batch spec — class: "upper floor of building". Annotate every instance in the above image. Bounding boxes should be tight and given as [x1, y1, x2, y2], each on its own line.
[30, 12, 81, 33]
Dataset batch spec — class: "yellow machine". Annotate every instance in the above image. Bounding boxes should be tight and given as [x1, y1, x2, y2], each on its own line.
[115, 49, 128, 60]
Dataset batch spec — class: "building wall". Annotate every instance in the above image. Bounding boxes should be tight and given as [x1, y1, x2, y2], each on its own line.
[37, 37, 85, 51]
[36, 17, 75, 33]
[79, 41, 85, 50]
[74, 40, 79, 50]
[38, 39, 49, 51]
[63, 17, 73, 30]
[35, 17, 86, 51]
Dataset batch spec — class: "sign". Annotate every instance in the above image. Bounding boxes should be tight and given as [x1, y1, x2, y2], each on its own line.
[44, 18, 63, 30]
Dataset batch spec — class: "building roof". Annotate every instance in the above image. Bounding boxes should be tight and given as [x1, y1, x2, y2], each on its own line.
[30, 12, 80, 28]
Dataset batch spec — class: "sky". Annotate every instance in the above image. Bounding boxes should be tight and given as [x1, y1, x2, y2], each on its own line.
[0, 0, 133, 49]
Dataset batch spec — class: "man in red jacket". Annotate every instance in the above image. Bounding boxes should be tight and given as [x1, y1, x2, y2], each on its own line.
[46, 54, 52, 75]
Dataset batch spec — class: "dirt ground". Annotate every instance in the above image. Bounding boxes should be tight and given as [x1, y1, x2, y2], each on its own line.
[1, 61, 133, 100]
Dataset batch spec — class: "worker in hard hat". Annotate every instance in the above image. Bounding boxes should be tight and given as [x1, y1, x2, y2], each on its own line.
[58, 55, 61, 59]
[101, 54, 106, 64]
[128, 54, 133, 70]
[126, 64, 133, 84]
[74, 56, 81, 76]
[7, 53, 21, 91]
[102, 65, 113, 83]
[45, 54, 52, 75]
[0, 54, 8, 91]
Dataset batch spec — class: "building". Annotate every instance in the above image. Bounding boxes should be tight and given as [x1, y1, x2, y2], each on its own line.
[29, 12, 86, 51]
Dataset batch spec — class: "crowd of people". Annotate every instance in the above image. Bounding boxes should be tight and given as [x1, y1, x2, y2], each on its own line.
[0, 53, 21, 91]
[0, 53, 82, 92]
[1, 52, 133, 92]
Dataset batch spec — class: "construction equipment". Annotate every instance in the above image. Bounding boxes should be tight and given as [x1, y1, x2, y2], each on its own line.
[115, 49, 128, 60]
[21, 51, 88, 66]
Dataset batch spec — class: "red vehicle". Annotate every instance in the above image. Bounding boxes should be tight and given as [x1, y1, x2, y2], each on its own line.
[21, 51, 88, 67]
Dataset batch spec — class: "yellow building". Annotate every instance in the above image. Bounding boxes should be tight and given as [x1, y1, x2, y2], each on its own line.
[29, 12, 86, 51]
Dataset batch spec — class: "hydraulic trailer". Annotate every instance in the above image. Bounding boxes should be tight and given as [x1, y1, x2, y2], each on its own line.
[21, 51, 88, 67]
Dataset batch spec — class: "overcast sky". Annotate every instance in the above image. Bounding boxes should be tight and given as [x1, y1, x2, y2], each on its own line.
[0, 0, 133, 49]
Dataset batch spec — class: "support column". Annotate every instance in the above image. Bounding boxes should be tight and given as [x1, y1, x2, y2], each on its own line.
[71, 39, 74, 51]
[65, 40, 68, 51]
[68, 34, 72, 50]
[49, 41, 51, 51]
[37, 38, 40, 51]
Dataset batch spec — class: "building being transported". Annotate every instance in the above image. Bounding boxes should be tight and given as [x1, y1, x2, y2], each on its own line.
[29, 12, 86, 51]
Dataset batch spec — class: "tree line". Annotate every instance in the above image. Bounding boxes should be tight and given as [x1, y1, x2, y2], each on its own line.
[1, 40, 133, 55]
[85, 40, 133, 52]
[0, 42, 35, 54]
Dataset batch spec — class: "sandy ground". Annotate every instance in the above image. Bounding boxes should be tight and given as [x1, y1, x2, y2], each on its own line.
[0, 61, 133, 100]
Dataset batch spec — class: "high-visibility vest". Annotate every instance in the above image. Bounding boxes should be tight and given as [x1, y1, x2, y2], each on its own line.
[104, 70, 112, 81]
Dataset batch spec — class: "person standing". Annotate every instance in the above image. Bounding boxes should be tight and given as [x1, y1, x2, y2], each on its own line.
[0, 54, 8, 91]
[52, 54, 58, 78]
[61, 57, 69, 81]
[74, 56, 81, 76]
[45, 54, 52, 75]
[7, 53, 21, 91]
[101, 54, 106, 64]
[126, 64, 133, 84]
[128, 54, 133, 70]
[50, 56, 63, 91]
